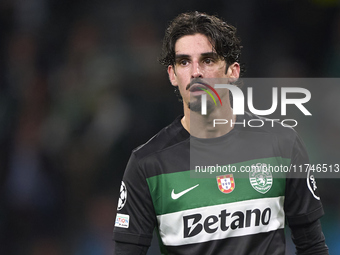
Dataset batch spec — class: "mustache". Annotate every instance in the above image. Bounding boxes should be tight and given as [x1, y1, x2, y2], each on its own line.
[186, 78, 209, 90]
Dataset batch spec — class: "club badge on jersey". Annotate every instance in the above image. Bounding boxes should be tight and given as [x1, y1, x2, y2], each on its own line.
[249, 163, 273, 194]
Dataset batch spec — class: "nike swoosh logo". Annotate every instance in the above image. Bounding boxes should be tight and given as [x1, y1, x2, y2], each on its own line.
[171, 184, 199, 200]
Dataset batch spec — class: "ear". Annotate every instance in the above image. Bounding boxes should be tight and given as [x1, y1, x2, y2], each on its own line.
[226, 62, 240, 79]
[167, 65, 178, 86]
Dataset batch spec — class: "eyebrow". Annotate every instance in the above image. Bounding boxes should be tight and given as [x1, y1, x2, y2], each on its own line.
[175, 52, 219, 61]
[174, 54, 190, 61]
[201, 52, 219, 58]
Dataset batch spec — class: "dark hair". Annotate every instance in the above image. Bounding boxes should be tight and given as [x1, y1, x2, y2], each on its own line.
[159, 11, 244, 74]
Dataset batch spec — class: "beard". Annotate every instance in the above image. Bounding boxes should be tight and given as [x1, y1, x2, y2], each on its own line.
[187, 97, 215, 113]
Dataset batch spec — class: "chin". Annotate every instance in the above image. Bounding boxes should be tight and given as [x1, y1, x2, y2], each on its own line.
[188, 101, 201, 112]
[188, 100, 214, 113]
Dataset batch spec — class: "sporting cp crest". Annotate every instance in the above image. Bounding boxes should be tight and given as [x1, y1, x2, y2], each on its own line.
[249, 163, 273, 194]
[216, 174, 235, 193]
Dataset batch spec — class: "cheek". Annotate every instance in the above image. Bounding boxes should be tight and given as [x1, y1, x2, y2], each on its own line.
[217, 64, 227, 74]
[205, 65, 227, 78]
[176, 72, 190, 86]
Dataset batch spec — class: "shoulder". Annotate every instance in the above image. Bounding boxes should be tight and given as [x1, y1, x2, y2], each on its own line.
[241, 112, 298, 141]
[237, 112, 303, 158]
[131, 115, 189, 160]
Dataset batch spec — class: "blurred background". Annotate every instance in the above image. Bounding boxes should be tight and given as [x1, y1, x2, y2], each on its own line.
[0, 0, 339, 254]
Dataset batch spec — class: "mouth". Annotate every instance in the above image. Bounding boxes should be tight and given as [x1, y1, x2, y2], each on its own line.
[187, 79, 210, 96]
[189, 82, 207, 92]
[186, 79, 223, 106]
[188, 82, 208, 96]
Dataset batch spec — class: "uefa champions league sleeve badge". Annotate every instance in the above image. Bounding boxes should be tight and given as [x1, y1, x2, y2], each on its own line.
[117, 181, 127, 211]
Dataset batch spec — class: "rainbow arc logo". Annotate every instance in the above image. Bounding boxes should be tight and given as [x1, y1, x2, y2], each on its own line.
[198, 84, 222, 106]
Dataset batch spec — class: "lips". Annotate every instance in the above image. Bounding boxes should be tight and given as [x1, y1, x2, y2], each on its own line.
[187, 77, 210, 90]
[189, 83, 207, 92]
[187, 80, 223, 105]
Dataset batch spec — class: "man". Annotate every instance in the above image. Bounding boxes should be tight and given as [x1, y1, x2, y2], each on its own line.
[113, 11, 328, 254]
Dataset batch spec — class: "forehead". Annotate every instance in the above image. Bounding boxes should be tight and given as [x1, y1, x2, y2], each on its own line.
[174, 33, 215, 54]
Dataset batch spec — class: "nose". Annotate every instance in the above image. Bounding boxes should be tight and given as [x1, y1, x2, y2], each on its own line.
[191, 61, 203, 78]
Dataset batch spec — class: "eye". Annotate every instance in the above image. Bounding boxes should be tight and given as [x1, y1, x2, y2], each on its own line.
[203, 58, 215, 64]
[179, 59, 189, 66]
